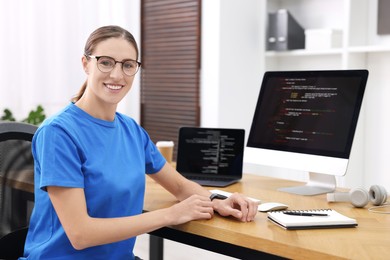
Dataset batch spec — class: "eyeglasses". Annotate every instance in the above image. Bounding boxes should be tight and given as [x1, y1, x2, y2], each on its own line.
[86, 55, 141, 76]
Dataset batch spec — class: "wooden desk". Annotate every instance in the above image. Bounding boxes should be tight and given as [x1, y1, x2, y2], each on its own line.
[144, 174, 390, 260]
[6, 172, 390, 259]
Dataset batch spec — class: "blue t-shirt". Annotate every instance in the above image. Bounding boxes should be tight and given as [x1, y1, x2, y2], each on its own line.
[22, 103, 166, 259]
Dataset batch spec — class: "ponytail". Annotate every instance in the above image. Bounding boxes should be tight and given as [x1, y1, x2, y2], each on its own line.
[71, 80, 87, 103]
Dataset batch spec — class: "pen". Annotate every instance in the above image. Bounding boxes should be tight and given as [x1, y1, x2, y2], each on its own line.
[283, 212, 328, 217]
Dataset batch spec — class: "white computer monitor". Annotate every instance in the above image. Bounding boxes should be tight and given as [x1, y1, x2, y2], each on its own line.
[245, 70, 368, 195]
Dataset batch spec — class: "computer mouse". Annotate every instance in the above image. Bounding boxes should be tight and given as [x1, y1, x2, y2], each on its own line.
[258, 202, 288, 212]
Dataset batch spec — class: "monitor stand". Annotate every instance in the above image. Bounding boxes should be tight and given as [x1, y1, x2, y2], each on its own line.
[278, 172, 336, 196]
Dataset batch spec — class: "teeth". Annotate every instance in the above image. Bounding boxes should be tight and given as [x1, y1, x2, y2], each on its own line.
[106, 84, 122, 90]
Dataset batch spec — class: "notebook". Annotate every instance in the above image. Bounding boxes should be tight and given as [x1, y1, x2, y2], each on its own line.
[176, 127, 245, 187]
[267, 209, 358, 230]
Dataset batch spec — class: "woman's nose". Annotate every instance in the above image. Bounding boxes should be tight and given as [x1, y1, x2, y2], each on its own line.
[110, 63, 124, 78]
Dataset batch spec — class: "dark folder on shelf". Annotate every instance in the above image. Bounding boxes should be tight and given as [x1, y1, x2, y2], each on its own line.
[266, 9, 305, 51]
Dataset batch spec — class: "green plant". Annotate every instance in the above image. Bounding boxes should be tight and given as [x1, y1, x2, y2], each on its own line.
[1, 105, 46, 125]
[22, 105, 46, 125]
[1, 108, 16, 121]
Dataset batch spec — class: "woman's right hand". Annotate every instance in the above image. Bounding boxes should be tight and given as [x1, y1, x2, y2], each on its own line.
[167, 194, 214, 225]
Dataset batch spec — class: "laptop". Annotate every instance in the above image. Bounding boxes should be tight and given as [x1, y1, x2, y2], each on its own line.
[176, 127, 245, 187]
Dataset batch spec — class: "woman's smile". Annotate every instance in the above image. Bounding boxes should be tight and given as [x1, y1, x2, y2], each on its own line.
[105, 83, 124, 90]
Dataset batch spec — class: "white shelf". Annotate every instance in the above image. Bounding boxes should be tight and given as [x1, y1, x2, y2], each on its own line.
[266, 45, 390, 58]
[266, 49, 343, 57]
[263, 0, 390, 69]
[348, 45, 390, 53]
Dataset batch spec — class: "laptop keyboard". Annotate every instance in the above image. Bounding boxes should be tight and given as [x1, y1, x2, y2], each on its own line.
[189, 176, 234, 182]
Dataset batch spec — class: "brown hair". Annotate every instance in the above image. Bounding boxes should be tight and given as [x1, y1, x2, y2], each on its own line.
[71, 25, 140, 103]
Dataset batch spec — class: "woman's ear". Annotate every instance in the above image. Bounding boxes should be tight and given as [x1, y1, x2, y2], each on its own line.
[82, 56, 89, 74]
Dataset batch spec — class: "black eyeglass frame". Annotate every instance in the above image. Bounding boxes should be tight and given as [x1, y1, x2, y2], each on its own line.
[85, 54, 142, 76]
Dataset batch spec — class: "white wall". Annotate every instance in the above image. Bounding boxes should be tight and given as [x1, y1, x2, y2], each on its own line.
[201, 0, 264, 132]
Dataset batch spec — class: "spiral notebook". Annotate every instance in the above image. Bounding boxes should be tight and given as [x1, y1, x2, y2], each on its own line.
[267, 209, 358, 230]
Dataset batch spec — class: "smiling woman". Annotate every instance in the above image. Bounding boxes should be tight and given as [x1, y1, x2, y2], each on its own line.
[20, 25, 259, 260]
[70, 26, 141, 121]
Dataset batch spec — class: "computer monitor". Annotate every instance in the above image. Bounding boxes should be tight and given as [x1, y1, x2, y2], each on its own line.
[245, 70, 368, 195]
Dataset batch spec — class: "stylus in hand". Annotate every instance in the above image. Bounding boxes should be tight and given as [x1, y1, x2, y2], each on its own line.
[283, 212, 328, 217]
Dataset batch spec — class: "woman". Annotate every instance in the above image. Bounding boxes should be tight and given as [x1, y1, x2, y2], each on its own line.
[22, 25, 258, 259]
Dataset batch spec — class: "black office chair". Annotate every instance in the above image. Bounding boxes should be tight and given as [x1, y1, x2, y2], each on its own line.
[0, 121, 37, 259]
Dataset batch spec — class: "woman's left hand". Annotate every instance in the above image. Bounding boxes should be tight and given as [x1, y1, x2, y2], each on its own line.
[212, 193, 259, 222]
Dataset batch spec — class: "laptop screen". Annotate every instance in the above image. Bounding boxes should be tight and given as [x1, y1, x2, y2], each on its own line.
[176, 127, 245, 177]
